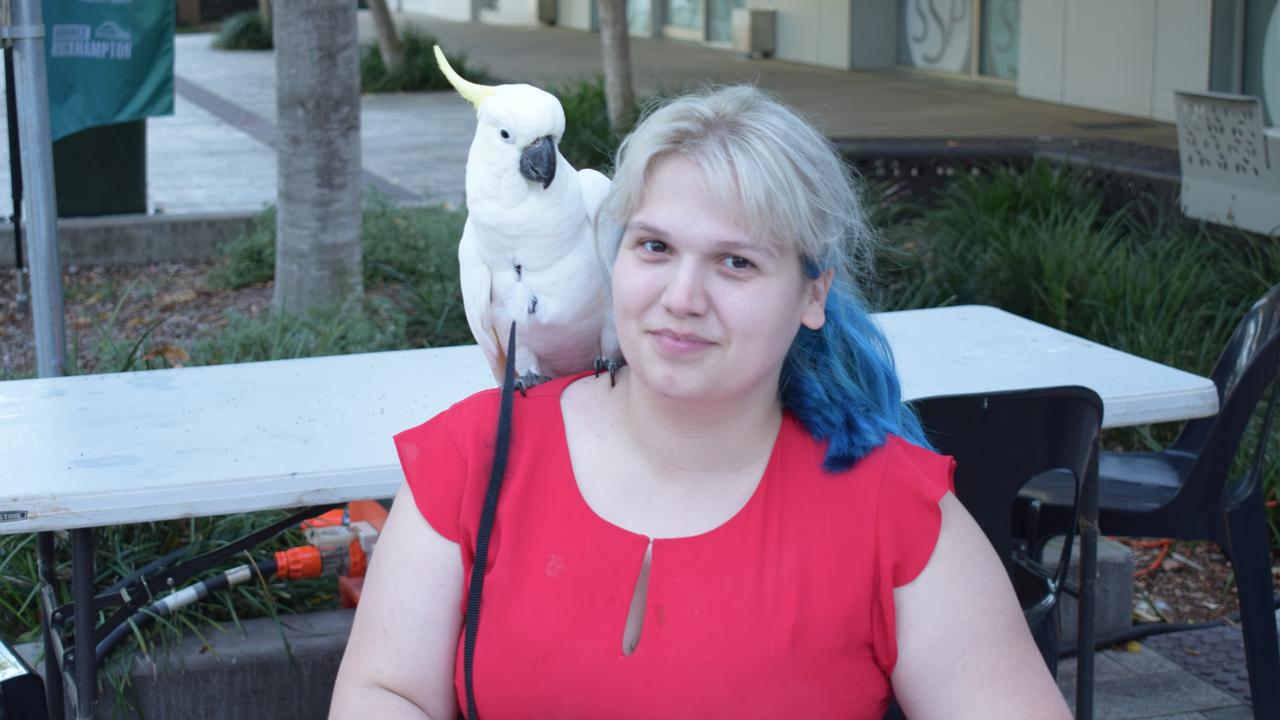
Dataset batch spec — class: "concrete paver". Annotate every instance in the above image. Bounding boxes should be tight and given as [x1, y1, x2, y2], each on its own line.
[395, 13, 1177, 147]
[1056, 648, 1252, 720]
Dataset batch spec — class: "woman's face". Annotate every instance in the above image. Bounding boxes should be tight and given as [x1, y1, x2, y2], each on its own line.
[612, 154, 830, 405]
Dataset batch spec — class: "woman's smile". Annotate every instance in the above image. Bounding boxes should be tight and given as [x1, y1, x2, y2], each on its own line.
[649, 328, 716, 356]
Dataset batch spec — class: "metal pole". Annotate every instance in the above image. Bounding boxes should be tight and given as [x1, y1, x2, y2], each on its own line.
[5, 46, 28, 313]
[10, 0, 65, 378]
[36, 531, 64, 720]
[71, 528, 96, 719]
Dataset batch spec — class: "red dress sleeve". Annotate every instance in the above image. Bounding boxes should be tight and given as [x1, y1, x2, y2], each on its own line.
[871, 436, 957, 675]
[393, 407, 470, 544]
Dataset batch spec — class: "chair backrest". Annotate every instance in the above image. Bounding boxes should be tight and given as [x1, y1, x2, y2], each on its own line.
[1171, 283, 1280, 507]
[1174, 91, 1280, 236]
[912, 386, 1102, 581]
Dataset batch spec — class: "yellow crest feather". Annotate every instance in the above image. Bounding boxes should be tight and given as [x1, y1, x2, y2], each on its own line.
[433, 45, 495, 109]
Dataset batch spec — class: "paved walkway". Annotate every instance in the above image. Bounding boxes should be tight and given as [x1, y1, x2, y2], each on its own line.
[0, 12, 1263, 718]
[0, 10, 1180, 220]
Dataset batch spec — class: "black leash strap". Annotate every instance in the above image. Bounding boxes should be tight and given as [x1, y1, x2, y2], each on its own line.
[463, 321, 518, 720]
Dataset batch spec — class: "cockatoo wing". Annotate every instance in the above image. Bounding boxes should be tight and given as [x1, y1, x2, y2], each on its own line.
[458, 224, 504, 383]
[578, 168, 619, 270]
[577, 167, 623, 364]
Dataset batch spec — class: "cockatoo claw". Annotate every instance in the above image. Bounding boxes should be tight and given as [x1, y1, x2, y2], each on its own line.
[514, 371, 551, 396]
[593, 356, 625, 387]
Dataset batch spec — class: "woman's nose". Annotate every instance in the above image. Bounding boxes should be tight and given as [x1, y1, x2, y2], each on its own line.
[660, 260, 709, 316]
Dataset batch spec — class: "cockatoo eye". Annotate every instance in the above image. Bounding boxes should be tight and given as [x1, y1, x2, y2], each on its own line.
[499, 129, 513, 143]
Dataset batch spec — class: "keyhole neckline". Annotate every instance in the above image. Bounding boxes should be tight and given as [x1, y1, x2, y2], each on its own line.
[554, 373, 788, 547]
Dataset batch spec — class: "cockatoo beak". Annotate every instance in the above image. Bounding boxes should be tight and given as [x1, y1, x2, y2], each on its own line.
[520, 135, 557, 189]
[433, 44, 495, 109]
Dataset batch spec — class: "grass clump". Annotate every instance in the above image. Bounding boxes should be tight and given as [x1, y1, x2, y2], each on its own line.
[211, 10, 272, 50]
[0, 510, 342, 714]
[190, 296, 407, 365]
[210, 197, 471, 349]
[207, 207, 276, 290]
[361, 28, 493, 93]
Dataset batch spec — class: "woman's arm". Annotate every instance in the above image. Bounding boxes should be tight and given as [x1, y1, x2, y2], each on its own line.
[890, 493, 1072, 720]
[330, 482, 464, 719]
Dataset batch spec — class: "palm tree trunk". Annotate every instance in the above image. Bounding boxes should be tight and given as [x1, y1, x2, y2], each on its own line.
[367, 0, 406, 74]
[273, 0, 364, 316]
[597, 0, 634, 131]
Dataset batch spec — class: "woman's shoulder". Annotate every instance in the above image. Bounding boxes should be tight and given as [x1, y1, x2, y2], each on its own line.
[395, 372, 585, 446]
[781, 418, 952, 486]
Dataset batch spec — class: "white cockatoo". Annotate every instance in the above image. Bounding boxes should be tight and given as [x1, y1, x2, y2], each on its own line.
[434, 46, 622, 390]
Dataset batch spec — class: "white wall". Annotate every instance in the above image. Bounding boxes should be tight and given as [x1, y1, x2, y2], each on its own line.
[559, 0, 593, 31]
[1062, 0, 1156, 117]
[849, 0, 896, 69]
[401, 0, 471, 23]
[1151, 0, 1211, 122]
[480, 0, 539, 25]
[1017, 0, 1210, 121]
[755, 0, 852, 69]
[1017, 0, 1065, 104]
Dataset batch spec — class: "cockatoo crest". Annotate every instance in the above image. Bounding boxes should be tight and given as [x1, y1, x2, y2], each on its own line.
[434, 45, 622, 388]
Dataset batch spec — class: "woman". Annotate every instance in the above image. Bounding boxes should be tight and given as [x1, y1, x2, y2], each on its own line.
[330, 86, 1071, 719]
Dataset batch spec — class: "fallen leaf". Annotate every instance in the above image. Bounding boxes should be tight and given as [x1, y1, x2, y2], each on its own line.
[1124, 641, 1143, 653]
[1183, 647, 1200, 657]
[156, 288, 199, 310]
[143, 344, 190, 367]
[84, 293, 102, 305]
[71, 316, 92, 330]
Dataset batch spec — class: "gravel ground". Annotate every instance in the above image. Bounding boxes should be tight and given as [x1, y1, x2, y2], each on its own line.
[0, 259, 1258, 627]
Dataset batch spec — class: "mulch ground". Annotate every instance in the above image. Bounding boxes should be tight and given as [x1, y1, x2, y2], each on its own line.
[1, 260, 1269, 627]
[0, 260, 271, 377]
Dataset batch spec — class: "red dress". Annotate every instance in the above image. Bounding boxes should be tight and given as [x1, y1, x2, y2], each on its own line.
[394, 372, 955, 719]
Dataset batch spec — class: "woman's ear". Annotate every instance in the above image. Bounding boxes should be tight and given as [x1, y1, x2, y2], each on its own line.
[800, 269, 834, 331]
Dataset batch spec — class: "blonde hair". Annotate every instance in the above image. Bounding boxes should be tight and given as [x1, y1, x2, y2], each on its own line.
[602, 85, 874, 283]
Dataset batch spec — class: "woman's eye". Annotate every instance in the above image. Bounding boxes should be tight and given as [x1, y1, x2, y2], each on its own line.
[722, 255, 754, 271]
[639, 239, 667, 254]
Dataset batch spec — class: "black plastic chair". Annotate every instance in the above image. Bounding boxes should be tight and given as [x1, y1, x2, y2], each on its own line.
[1019, 283, 1280, 718]
[880, 387, 1102, 720]
[913, 387, 1103, 673]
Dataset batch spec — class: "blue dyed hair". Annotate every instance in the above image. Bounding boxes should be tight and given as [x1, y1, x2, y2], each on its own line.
[604, 86, 930, 472]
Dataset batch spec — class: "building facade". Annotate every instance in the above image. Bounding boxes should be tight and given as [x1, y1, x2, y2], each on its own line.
[399, 0, 1280, 126]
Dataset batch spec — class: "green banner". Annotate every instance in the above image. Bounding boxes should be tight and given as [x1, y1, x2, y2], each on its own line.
[43, 0, 175, 142]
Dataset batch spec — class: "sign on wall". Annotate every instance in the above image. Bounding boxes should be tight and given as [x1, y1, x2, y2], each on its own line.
[898, 0, 1019, 80]
[43, 0, 175, 141]
[900, 0, 973, 74]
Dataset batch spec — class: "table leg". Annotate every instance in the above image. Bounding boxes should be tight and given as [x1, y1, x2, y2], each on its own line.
[72, 528, 97, 719]
[1075, 458, 1099, 720]
[36, 531, 64, 720]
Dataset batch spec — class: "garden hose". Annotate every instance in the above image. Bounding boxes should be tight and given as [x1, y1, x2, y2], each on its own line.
[1059, 593, 1280, 659]
[94, 525, 373, 663]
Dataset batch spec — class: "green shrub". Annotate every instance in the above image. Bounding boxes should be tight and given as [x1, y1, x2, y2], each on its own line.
[207, 207, 276, 291]
[553, 77, 623, 173]
[212, 10, 272, 51]
[874, 160, 1280, 542]
[208, 198, 472, 348]
[361, 28, 493, 93]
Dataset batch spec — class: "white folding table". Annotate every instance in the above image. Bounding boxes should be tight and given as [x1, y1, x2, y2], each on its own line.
[0, 305, 1219, 719]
